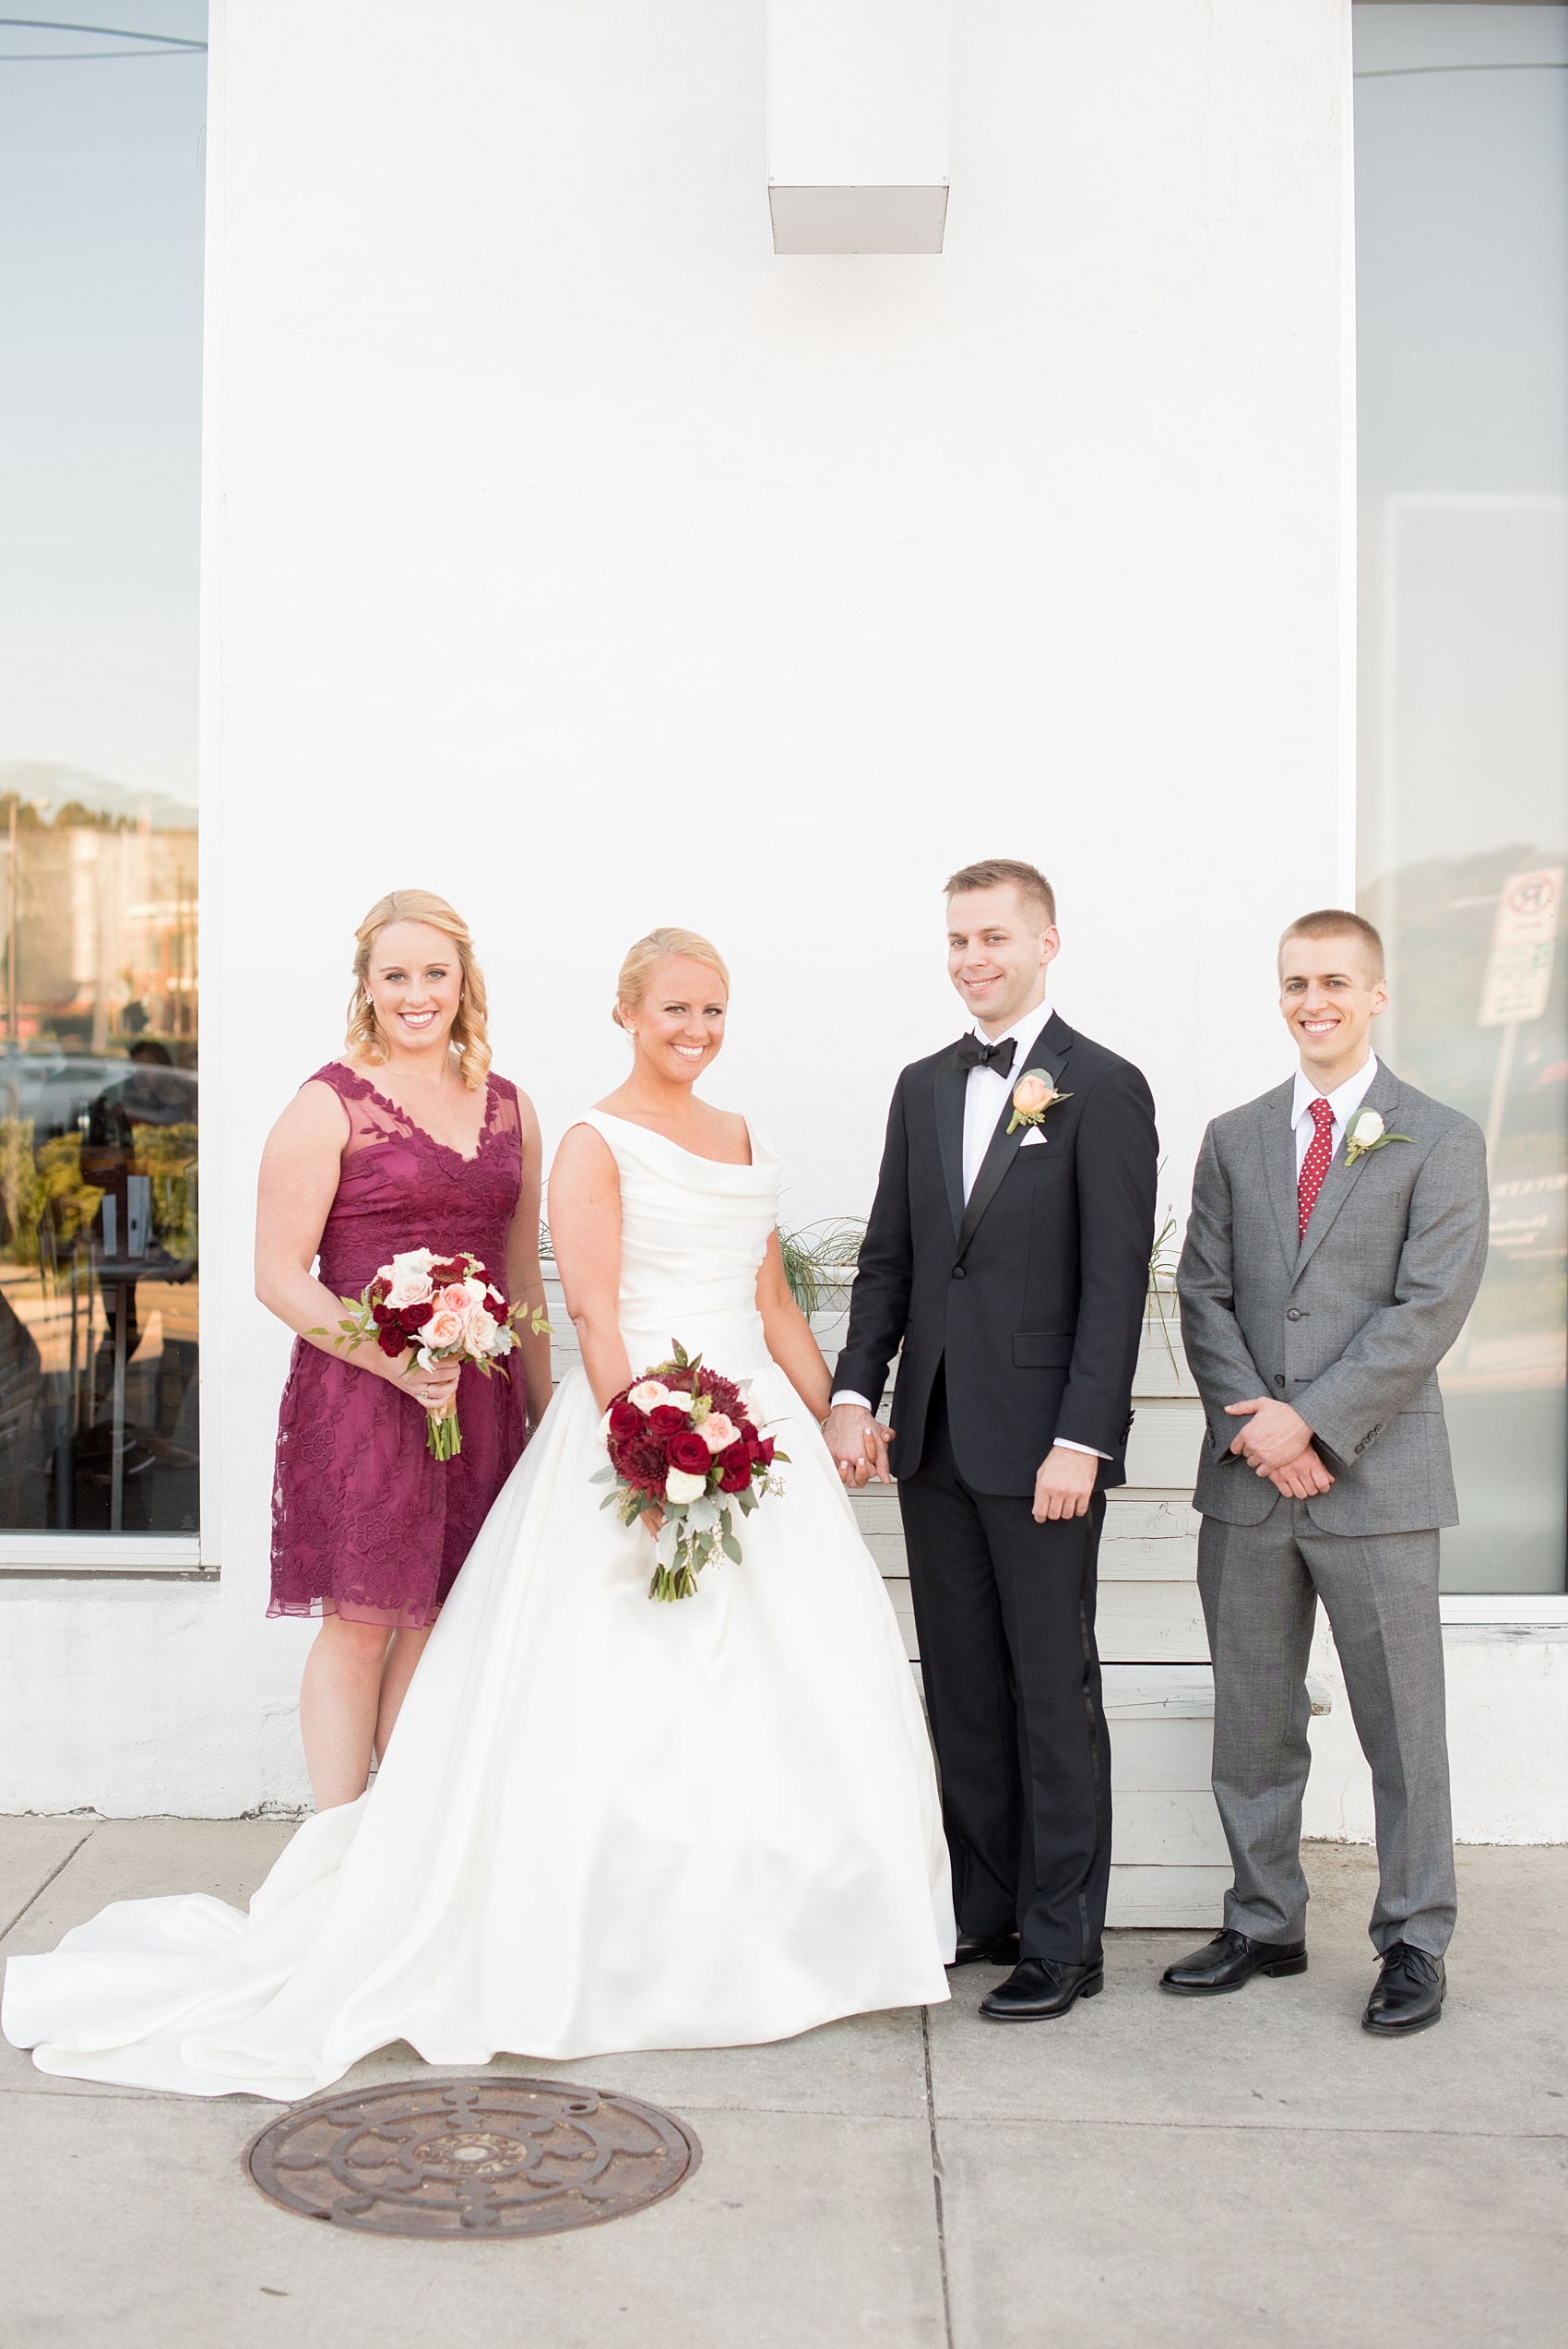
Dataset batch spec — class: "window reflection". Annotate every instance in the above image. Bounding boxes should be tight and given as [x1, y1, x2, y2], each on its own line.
[1354, 6, 1568, 1591]
[0, 792, 198, 1531]
[0, 7, 206, 1539]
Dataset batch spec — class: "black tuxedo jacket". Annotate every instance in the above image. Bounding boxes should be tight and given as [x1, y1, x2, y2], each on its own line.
[835, 1010, 1158, 1496]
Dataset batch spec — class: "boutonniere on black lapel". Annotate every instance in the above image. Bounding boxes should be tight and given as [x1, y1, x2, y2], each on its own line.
[1343, 1107, 1412, 1164]
[1006, 1068, 1072, 1137]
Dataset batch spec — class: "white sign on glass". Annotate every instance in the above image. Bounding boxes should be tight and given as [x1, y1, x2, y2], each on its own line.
[1479, 867, 1563, 1029]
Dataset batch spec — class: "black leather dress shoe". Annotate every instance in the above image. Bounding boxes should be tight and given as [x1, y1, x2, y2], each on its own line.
[1159, 1926, 1309, 1995]
[979, 1957, 1104, 2021]
[949, 1930, 1022, 1969]
[1362, 1941, 1445, 2035]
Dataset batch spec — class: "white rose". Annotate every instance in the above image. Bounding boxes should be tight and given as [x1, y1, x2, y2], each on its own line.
[664, 1466, 707, 1504]
[466, 1306, 499, 1355]
[700, 1413, 740, 1453]
[390, 1247, 435, 1275]
[627, 1380, 672, 1413]
[1353, 1109, 1384, 1145]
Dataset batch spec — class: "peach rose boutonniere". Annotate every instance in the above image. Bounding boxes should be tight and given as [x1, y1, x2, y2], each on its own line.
[1005, 1067, 1072, 1137]
[1343, 1106, 1412, 1165]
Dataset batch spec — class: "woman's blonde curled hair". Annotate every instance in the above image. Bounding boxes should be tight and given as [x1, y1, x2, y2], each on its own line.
[345, 889, 493, 1089]
[612, 927, 731, 1030]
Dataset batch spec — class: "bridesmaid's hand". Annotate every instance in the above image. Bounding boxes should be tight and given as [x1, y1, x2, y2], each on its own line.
[380, 1350, 462, 1413]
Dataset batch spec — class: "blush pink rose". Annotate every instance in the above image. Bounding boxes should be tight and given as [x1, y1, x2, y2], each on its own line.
[434, 1284, 472, 1317]
[386, 1269, 434, 1309]
[466, 1306, 498, 1354]
[424, 1307, 466, 1349]
[1012, 1073, 1052, 1117]
[700, 1413, 740, 1453]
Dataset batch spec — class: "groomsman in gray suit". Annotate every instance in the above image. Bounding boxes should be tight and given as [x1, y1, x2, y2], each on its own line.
[1170, 910, 1488, 2034]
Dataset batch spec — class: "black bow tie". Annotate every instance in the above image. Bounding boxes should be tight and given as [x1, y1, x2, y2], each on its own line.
[956, 1034, 1017, 1076]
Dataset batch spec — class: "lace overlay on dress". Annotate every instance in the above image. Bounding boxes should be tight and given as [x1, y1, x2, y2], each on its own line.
[268, 1062, 529, 1629]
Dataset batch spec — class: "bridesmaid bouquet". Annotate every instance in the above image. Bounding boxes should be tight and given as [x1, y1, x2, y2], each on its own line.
[317, 1248, 547, 1461]
[594, 1341, 786, 1603]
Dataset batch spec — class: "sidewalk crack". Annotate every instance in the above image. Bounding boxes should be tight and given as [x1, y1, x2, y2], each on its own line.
[0, 1830, 95, 1947]
[921, 2005, 955, 2349]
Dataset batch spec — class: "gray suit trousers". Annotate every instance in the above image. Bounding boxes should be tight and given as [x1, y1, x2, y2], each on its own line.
[1197, 1502, 1455, 1957]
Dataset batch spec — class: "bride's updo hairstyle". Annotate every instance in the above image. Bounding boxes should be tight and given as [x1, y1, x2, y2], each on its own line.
[346, 889, 493, 1090]
[612, 927, 731, 1031]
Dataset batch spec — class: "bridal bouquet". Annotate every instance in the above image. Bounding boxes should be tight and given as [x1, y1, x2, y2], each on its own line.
[318, 1248, 547, 1461]
[594, 1341, 786, 1603]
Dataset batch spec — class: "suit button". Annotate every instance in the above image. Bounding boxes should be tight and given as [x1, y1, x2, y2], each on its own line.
[1287, 1309, 1301, 1322]
[1274, 1375, 1286, 1388]
[951, 1265, 966, 1281]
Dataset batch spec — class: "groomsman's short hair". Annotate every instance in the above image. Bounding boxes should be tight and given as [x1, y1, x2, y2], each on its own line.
[1278, 908, 1385, 979]
[945, 858, 1056, 929]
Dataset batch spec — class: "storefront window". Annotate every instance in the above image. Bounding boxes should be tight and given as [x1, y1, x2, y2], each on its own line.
[0, 10, 206, 1537]
[1355, 5, 1568, 1591]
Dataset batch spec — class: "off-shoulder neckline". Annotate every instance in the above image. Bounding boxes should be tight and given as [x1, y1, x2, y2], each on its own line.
[584, 1108, 767, 1171]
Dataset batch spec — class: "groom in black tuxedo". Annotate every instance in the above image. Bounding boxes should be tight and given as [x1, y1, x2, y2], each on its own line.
[826, 859, 1157, 2019]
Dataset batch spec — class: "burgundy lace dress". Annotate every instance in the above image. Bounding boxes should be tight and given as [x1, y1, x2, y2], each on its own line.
[268, 1064, 530, 1628]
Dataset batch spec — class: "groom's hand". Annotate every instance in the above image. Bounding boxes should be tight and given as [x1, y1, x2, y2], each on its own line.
[1226, 1397, 1317, 1475]
[1032, 1445, 1099, 1522]
[823, 1404, 894, 1488]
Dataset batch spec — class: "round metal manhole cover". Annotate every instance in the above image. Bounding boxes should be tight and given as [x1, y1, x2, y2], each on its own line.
[244, 2078, 701, 2239]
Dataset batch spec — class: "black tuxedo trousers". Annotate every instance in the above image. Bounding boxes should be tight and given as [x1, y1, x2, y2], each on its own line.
[900, 1367, 1112, 1964]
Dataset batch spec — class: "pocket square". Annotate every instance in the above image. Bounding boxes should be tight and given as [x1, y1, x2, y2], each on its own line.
[1019, 1128, 1048, 1149]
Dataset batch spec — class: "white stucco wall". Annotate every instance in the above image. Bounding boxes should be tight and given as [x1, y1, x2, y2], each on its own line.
[12, 0, 1548, 1837]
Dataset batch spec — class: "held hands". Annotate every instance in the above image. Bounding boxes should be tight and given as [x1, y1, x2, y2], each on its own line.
[1032, 1444, 1099, 1523]
[1225, 1398, 1335, 1496]
[823, 1403, 895, 1489]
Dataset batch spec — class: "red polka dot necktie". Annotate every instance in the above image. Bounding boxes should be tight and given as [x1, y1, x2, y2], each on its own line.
[1298, 1095, 1336, 1237]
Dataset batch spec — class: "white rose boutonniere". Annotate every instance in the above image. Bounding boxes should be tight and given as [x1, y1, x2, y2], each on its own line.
[1006, 1068, 1073, 1137]
[1344, 1106, 1413, 1165]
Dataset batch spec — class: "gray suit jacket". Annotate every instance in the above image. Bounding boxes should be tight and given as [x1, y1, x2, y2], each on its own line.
[1177, 1061, 1488, 1534]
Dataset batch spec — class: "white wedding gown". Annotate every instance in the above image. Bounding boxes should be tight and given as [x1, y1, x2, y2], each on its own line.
[4, 1112, 954, 2098]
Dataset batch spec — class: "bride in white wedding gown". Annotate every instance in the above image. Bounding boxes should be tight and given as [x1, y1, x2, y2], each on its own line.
[4, 929, 954, 2098]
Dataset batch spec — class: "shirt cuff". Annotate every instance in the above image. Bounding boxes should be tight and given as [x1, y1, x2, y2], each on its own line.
[829, 1391, 875, 1413]
[1054, 1437, 1111, 1460]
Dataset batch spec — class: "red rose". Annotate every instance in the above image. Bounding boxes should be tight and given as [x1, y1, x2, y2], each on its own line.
[647, 1404, 689, 1437]
[376, 1325, 407, 1358]
[753, 1437, 775, 1467]
[669, 1430, 712, 1477]
[717, 1444, 753, 1494]
[609, 1399, 643, 1441]
[401, 1300, 433, 1329]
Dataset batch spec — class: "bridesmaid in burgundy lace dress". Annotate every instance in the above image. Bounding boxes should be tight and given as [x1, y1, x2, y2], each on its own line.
[255, 890, 550, 1808]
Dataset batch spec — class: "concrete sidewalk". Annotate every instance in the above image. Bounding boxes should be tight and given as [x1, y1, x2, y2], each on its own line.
[1, 1823, 1562, 2348]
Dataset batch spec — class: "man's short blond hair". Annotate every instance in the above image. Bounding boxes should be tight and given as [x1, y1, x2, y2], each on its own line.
[1277, 908, 1385, 981]
[944, 858, 1056, 929]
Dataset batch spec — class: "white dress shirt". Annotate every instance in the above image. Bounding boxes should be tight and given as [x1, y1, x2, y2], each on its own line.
[1291, 1054, 1379, 1176]
[958, 1005, 1051, 1202]
[832, 1002, 1103, 1457]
